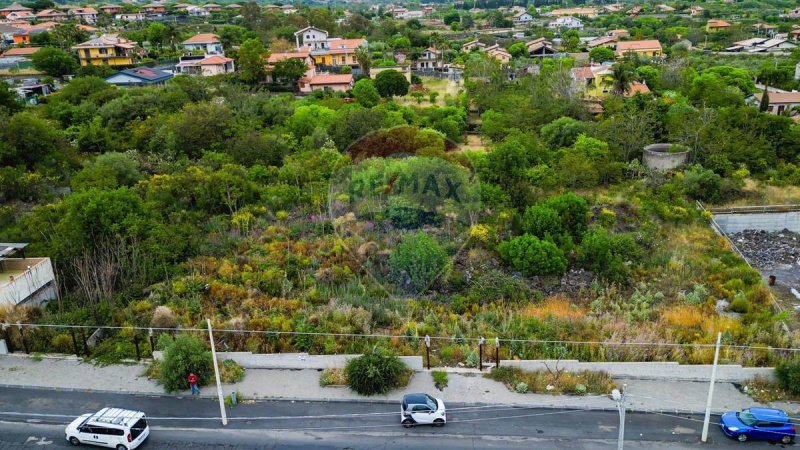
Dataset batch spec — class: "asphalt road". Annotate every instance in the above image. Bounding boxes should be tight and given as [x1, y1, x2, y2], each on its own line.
[0, 387, 792, 449]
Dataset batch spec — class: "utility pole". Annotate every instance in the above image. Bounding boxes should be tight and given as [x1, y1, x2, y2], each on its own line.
[207, 319, 228, 426]
[701, 332, 722, 443]
[612, 385, 626, 450]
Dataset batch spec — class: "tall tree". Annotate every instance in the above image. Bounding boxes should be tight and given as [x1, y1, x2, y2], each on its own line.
[31, 47, 78, 78]
[759, 87, 770, 113]
[374, 69, 409, 98]
[355, 45, 371, 77]
[611, 63, 634, 96]
[237, 38, 268, 84]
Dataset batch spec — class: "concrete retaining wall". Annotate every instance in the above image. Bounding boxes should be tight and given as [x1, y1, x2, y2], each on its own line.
[500, 360, 774, 383]
[712, 211, 800, 234]
[154, 351, 424, 371]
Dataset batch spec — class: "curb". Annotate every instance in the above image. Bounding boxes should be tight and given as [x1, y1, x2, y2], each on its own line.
[0, 383, 724, 416]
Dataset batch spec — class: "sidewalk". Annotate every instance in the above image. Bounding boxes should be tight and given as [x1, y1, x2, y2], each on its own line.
[0, 354, 780, 415]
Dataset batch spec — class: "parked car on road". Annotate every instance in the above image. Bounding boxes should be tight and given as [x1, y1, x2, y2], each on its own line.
[65, 407, 149, 449]
[401, 393, 446, 428]
[720, 407, 795, 444]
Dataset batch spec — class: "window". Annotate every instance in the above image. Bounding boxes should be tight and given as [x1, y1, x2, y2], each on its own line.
[130, 419, 147, 439]
[412, 405, 431, 412]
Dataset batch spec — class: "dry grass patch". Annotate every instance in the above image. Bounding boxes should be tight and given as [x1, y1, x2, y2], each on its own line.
[521, 296, 586, 321]
[486, 366, 616, 395]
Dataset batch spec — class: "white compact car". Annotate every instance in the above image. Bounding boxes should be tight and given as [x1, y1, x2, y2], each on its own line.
[65, 407, 150, 450]
[401, 393, 446, 428]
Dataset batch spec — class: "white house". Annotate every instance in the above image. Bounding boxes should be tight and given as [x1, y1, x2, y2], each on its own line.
[174, 55, 235, 76]
[186, 6, 210, 16]
[115, 13, 145, 21]
[294, 26, 329, 50]
[415, 47, 441, 70]
[548, 16, 583, 30]
[182, 33, 223, 55]
[512, 11, 534, 26]
[0, 243, 56, 307]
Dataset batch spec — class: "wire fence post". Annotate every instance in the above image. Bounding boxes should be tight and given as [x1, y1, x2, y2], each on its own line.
[80, 329, 90, 357]
[2, 324, 12, 353]
[18, 324, 29, 354]
[149, 328, 155, 355]
[478, 336, 485, 371]
[495, 337, 500, 369]
[133, 335, 141, 361]
[701, 332, 722, 443]
[70, 328, 80, 357]
[207, 319, 228, 426]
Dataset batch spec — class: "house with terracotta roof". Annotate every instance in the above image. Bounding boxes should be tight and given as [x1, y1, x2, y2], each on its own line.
[706, 19, 731, 33]
[71, 7, 98, 24]
[225, 4, 241, 10]
[142, 3, 166, 15]
[615, 40, 663, 58]
[571, 64, 614, 97]
[35, 9, 67, 21]
[753, 92, 800, 115]
[548, 7, 597, 18]
[300, 73, 353, 92]
[203, 3, 222, 11]
[106, 66, 173, 86]
[486, 46, 512, 64]
[461, 39, 485, 52]
[73, 34, 137, 66]
[99, 4, 123, 15]
[0, 2, 31, 17]
[791, 29, 800, 41]
[182, 33, 223, 55]
[174, 54, 234, 76]
[685, 5, 704, 16]
[0, 46, 40, 57]
[606, 29, 629, 38]
[587, 35, 617, 49]
[526, 37, 558, 57]
[266, 51, 316, 83]
[293, 27, 367, 68]
[12, 22, 57, 44]
[625, 81, 650, 96]
[5, 10, 34, 21]
[414, 47, 441, 70]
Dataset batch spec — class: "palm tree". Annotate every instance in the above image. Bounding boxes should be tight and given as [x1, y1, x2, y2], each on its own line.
[355, 46, 371, 77]
[611, 63, 634, 96]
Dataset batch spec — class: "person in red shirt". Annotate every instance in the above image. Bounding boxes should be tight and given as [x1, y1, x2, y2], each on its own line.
[188, 372, 199, 395]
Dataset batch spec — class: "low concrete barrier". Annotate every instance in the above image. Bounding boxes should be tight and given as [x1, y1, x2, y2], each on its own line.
[154, 351, 424, 371]
[500, 360, 774, 383]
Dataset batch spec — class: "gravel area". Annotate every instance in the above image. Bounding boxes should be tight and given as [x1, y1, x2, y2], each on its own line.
[730, 229, 800, 269]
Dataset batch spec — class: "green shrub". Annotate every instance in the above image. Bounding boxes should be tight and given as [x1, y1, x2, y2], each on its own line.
[159, 334, 213, 393]
[515, 382, 529, 393]
[776, 359, 800, 395]
[575, 383, 587, 395]
[432, 371, 448, 390]
[466, 350, 479, 368]
[543, 192, 589, 240]
[51, 334, 74, 354]
[220, 359, 245, 383]
[682, 165, 723, 203]
[390, 232, 450, 293]
[345, 350, 409, 396]
[729, 295, 751, 314]
[497, 235, 568, 277]
[521, 206, 563, 239]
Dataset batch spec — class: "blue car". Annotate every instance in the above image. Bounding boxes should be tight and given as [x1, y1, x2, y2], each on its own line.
[720, 407, 795, 444]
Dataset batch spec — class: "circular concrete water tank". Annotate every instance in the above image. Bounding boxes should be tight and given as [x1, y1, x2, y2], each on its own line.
[642, 143, 690, 170]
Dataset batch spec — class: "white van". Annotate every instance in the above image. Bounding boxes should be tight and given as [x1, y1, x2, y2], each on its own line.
[65, 407, 150, 450]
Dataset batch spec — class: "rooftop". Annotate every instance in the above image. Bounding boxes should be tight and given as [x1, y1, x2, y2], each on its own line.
[182, 33, 220, 44]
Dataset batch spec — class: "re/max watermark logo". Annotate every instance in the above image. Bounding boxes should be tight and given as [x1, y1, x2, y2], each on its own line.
[347, 172, 464, 203]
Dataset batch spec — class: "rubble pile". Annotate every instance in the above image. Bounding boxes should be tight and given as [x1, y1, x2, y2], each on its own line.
[730, 229, 800, 269]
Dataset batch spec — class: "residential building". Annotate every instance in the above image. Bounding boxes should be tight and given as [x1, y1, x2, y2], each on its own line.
[0, 46, 39, 58]
[791, 29, 800, 41]
[526, 37, 557, 57]
[727, 37, 796, 53]
[603, 3, 623, 13]
[263, 4, 280, 11]
[174, 54, 234, 76]
[115, 13, 145, 21]
[0, 2, 31, 18]
[615, 40, 663, 58]
[105, 66, 173, 86]
[626, 81, 650, 96]
[571, 64, 613, 97]
[461, 39, 486, 52]
[486, 46, 512, 64]
[34, 9, 67, 21]
[12, 79, 53, 103]
[0, 46, 39, 70]
[753, 23, 777, 37]
[5, 10, 34, 21]
[71, 7, 98, 24]
[548, 7, 597, 18]
[100, 4, 123, 15]
[789, 7, 800, 18]
[706, 19, 731, 33]
[607, 29, 629, 38]
[0, 243, 57, 308]
[173, 3, 192, 11]
[225, 4, 241, 10]
[182, 33, 223, 55]
[203, 3, 222, 12]
[303, 73, 353, 92]
[627, 6, 642, 18]
[656, 4, 675, 12]
[548, 16, 583, 30]
[294, 26, 329, 50]
[73, 34, 136, 66]
[414, 47, 441, 70]
[280, 4, 296, 14]
[512, 11, 534, 26]
[753, 92, 800, 115]
[391, 7, 408, 18]
[685, 5, 704, 16]
[587, 35, 617, 49]
[266, 50, 316, 84]
[186, 6, 210, 16]
[142, 3, 166, 15]
[0, 23, 23, 47]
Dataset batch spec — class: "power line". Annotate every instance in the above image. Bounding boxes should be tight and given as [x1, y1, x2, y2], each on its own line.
[2, 322, 798, 353]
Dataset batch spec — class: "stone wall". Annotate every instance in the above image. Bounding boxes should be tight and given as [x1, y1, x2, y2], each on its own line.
[712, 211, 800, 234]
[501, 360, 774, 383]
